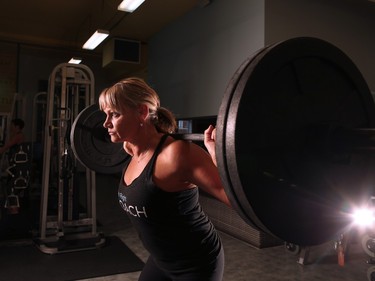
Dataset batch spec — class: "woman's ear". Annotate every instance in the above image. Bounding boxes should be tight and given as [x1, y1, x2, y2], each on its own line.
[138, 104, 149, 119]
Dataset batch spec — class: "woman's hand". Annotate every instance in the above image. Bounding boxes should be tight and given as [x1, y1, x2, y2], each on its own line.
[204, 125, 217, 166]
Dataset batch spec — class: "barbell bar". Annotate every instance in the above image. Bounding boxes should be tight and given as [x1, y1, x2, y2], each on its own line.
[176, 127, 375, 152]
[71, 37, 375, 247]
[172, 134, 205, 142]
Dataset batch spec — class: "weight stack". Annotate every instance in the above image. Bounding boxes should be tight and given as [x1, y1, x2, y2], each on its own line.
[199, 191, 283, 248]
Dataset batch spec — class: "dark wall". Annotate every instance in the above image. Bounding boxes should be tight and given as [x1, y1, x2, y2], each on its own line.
[0, 42, 115, 141]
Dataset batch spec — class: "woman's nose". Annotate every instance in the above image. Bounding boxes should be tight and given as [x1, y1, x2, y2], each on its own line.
[103, 117, 111, 128]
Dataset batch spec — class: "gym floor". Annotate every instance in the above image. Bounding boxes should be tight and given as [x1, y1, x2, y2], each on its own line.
[1, 172, 370, 281]
[78, 174, 373, 281]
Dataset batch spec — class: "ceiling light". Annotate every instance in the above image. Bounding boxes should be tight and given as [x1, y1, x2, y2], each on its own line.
[82, 29, 109, 50]
[118, 0, 145, 12]
[68, 57, 82, 64]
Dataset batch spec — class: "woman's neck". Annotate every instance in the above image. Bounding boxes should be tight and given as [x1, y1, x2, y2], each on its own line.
[129, 132, 162, 160]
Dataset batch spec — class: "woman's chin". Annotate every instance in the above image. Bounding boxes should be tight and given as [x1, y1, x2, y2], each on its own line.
[110, 137, 121, 143]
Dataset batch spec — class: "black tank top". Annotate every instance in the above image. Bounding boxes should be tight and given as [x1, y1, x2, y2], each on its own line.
[118, 135, 222, 272]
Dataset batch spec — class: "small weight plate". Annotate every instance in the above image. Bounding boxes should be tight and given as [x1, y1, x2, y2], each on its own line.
[362, 234, 375, 258]
[70, 104, 129, 174]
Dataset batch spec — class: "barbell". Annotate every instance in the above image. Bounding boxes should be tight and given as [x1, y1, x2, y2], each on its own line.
[70, 37, 375, 247]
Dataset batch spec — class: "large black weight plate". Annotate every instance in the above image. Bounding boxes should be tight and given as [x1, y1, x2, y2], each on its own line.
[70, 104, 129, 174]
[216, 37, 375, 246]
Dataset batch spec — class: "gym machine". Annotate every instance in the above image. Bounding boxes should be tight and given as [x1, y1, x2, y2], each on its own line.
[34, 63, 105, 254]
[0, 94, 30, 216]
[3, 142, 32, 214]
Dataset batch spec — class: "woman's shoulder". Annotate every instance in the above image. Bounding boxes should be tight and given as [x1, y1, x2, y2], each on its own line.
[153, 136, 203, 191]
[159, 136, 208, 166]
[163, 135, 197, 153]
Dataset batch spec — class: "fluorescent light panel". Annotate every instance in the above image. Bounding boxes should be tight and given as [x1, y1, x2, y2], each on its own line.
[82, 29, 109, 50]
[68, 57, 82, 64]
[118, 0, 145, 12]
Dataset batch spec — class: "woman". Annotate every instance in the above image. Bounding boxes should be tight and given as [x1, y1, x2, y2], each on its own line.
[99, 77, 230, 281]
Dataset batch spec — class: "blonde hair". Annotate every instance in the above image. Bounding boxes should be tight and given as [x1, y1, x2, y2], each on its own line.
[99, 77, 177, 134]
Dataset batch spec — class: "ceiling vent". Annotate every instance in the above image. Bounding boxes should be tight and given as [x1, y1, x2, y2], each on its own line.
[103, 38, 141, 67]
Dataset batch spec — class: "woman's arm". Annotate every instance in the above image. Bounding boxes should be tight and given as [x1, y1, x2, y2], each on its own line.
[189, 144, 231, 207]
[154, 137, 231, 207]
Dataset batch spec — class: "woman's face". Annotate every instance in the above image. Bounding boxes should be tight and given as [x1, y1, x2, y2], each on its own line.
[102, 105, 140, 143]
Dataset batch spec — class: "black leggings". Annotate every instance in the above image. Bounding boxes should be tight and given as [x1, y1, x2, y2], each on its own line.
[138, 247, 225, 281]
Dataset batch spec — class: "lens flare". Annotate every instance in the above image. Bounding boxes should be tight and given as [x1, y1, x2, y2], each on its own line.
[353, 208, 374, 227]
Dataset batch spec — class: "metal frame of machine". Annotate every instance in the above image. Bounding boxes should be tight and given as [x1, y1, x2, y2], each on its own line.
[35, 63, 105, 254]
